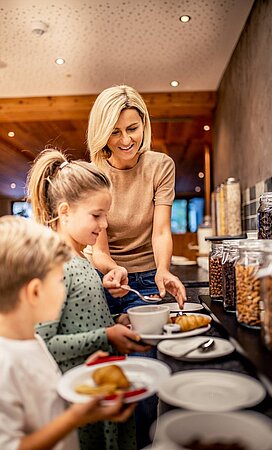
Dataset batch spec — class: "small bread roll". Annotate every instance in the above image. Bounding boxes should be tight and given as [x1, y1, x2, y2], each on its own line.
[175, 314, 211, 332]
[93, 364, 130, 389]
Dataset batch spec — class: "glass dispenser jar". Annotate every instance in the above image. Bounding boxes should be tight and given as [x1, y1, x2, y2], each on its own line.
[259, 247, 272, 350]
[209, 240, 223, 300]
[257, 192, 272, 239]
[219, 184, 226, 235]
[222, 240, 240, 312]
[224, 177, 242, 236]
[235, 240, 264, 329]
[197, 215, 212, 255]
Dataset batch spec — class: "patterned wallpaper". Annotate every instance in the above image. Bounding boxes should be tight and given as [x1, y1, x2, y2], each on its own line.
[242, 176, 272, 232]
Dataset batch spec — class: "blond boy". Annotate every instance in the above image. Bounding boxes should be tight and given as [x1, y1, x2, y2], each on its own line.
[0, 216, 134, 450]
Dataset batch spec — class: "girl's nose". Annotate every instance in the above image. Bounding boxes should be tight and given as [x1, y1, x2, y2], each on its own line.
[99, 216, 108, 230]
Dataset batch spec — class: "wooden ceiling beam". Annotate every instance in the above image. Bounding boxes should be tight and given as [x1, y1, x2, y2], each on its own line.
[0, 91, 216, 123]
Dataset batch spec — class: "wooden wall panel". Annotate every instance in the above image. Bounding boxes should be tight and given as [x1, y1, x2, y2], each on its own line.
[0, 91, 216, 199]
[172, 232, 198, 260]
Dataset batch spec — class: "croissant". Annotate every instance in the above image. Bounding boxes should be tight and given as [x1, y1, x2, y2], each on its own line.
[174, 314, 211, 332]
[92, 364, 130, 389]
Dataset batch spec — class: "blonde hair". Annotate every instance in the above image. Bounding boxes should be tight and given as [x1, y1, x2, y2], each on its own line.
[0, 216, 72, 312]
[88, 85, 152, 169]
[26, 148, 111, 228]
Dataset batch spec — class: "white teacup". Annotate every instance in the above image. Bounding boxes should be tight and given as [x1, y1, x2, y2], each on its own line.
[127, 305, 170, 335]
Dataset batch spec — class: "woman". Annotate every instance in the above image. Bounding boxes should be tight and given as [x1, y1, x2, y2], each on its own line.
[87, 85, 186, 314]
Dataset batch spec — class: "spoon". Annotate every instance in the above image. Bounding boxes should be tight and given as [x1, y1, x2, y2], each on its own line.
[178, 338, 215, 358]
[120, 285, 163, 303]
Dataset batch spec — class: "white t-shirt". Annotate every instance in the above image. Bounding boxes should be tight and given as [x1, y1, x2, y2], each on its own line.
[0, 334, 79, 450]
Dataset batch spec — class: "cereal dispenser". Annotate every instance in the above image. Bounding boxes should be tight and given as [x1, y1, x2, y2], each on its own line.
[235, 240, 264, 329]
[257, 192, 272, 239]
[208, 240, 223, 301]
[222, 240, 240, 312]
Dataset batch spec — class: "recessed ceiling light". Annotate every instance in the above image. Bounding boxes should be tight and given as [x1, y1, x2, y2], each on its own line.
[180, 15, 191, 23]
[170, 80, 179, 87]
[10, 183, 16, 189]
[195, 186, 201, 193]
[8, 131, 15, 137]
[55, 58, 65, 65]
[203, 125, 210, 131]
[198, 172, 204, 179]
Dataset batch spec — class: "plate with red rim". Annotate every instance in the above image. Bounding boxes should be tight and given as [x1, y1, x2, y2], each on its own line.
[57, 356, 171, 404]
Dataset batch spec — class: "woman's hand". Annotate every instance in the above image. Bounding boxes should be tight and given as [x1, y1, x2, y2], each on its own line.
[155, 269, 186, 307]
[103, 266, 129, 297]
[114, 313, 130, 326]
[106, 324, 151, 354]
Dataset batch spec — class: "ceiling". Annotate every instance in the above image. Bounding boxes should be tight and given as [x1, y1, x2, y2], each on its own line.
[0, 0, 254, 200]
[0, 0, 254, 96]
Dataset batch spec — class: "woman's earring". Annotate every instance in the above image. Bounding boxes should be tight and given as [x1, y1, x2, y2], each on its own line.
[62, 220, 67, 225]
[102, 146, 112, 159]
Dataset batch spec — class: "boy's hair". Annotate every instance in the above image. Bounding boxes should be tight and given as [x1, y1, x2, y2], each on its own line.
[0, 216, 72, 312]
[26, 148, 111, 228]
[87, 84, 152, 169]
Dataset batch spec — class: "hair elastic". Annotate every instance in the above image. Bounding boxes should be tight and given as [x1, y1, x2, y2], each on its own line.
[59, 161, 69, 170]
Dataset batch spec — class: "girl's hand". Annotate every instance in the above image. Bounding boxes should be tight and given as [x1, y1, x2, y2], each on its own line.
[114, 313, 130, 326]
[85, 351, 109, 365]
[155, 269, 186, 307]
[106, 324, 151, 354]
[103, 266, 129, 297]
[68, 395, 136, 427]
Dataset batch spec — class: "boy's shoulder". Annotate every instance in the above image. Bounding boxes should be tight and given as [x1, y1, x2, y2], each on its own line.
[0, 336, 60, 390]
[0, 338, 27, 381]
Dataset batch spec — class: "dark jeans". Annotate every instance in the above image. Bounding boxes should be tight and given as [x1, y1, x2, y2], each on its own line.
[98, 268, 160, 314]
[98, 268, 159, 449]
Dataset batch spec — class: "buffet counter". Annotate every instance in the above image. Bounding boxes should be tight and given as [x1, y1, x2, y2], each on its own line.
[158, 266, 272, 421]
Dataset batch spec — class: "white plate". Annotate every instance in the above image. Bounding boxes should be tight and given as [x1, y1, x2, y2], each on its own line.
[171, 256, 188, 264]
[171, 259, 197, 266]
[158, 370, 266, 411]
[158, 336, 235, 361]
[57, 357, 171, 404]
[140, 313, 211, 345]
[162, 302, 203, 312]
[154, 411, 272, 450]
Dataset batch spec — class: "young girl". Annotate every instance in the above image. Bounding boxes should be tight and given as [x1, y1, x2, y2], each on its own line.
[27, 148, 148, 450]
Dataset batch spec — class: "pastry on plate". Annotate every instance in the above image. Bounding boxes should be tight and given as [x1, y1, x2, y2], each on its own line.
[174, 314, 211, 332]
[75, 364, 130, 396]
[93, 364, 130, 389]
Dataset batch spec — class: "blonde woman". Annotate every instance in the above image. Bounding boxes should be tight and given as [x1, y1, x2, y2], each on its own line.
[88, 85, 186, 316]
[88, 86, 187, 449]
